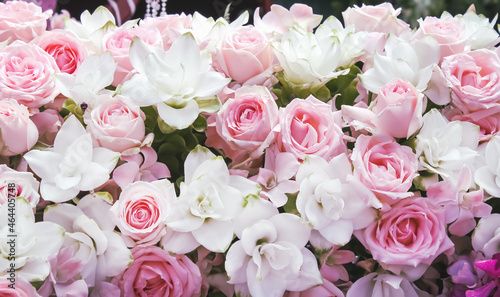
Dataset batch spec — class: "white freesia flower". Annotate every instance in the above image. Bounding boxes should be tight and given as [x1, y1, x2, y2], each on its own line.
[296, 154, 381, 246]
[53, 52, 117, 107]
[0, 197, 65, 282]
[475, 136, 500, 197]
[24, 115, 120, 203]
[415, 109, 479, 184]
[121, 34, 230, 130]
[164, 146, 260, 252]
[225, 213, 322, 297]
[41, 194, 132, 294]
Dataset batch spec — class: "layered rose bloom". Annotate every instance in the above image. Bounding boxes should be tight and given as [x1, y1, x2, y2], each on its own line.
[110, 180, 174, 246]
[0, 40, 59, 109]
[139, 13, 192, 50]
[205, 85, 279, 161]
[213, 25, 274, 85]
[0, 165, 39, 208]
[33, 29, 89, 75]
[0, 276, 41, 297]
[442, 49, 500, 113]
[0, 99, 38, 156]
[351, 134, 418, 204]
[342, 3, 410, 35]
[277, 96, 346, 162]
[113, 245, 202, 297]
[357, 197, 454, 280]
[84, 94, 146, 154]
[0, 1, 51, 43]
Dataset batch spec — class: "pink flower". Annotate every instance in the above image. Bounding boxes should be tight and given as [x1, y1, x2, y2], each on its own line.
[466, 253, 500, 297]
[351, 134, 418, 204]
[442, 49, 500, 113]
[213, 26, 274, 85]
[33, 29, 89, 75]
[139, 13, 192, 51]
[84, 94, 146, 153]
[0, 1, 51, 43]
[48, 9, 72, 31]
[0, 99, 38, 156]
[254, 3, 322, 36]
[0, 276, 41, 297]
[342, 3, 410, 35]
[277, 96, 347, 162]
[0, 40, 59, 109]
[112, 245, 202, 297]
[205, 85, 279, 161]
[110, 180, 174, 246]
[448, 105, 500, 142]
[102, 26, 162, 86]
[358, 197, 454, 280]
[0, 165, 39, 208]
[30, 108, 62, 145]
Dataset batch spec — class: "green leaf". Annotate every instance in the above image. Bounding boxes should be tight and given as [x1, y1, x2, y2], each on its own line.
[192, 114, 207, 132]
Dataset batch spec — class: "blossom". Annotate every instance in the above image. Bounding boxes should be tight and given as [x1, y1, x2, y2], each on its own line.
[472, 214, 500, 258]
[342, 3, 411, 35]
[0, 99, 38, 157]
[0, 1, 51, 43]
[24, 115, 120, 203]
[346, 272, 430, 297]
[0, 165, 39, 208]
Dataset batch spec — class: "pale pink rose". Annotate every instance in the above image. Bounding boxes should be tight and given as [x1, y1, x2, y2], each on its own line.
[448, 105, 500, 142]
[0, 40, 59, 109]
[0, 276, 41, 297]
[414, 15, 467, 61]
[84, 94, 146, 153]
[139, 13, 192, 50]
[110, 180, 174, 246]
[442, 49, 500, 113]
[351, 134, 418, 204]
[358, 197, 454, 280]
[213, 26, 274, 84]
[205, 85, 279, 161]
[255, 3, 322, 36]
[33, 29, 89, 75]
[342, 3, 410, 35]
[30, 108, 62, 145]
[0, 165, 39, 207]
[49, 9, 72, 31]
[113, 245, 202, 297]
[0, 1, 51, 43]
[277, 96, 347, 162]
[0, 99, 38, 156]
[102, 26, 161, 86]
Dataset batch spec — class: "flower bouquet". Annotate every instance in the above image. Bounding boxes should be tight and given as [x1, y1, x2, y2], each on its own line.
[1, 0, 500, 296]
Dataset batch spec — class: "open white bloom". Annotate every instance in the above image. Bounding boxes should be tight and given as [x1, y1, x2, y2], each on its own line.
[121, 33, 230, 130]
[475, 136, 500, 197]
[296, 154, 381, 246]
[415, 109, 479, 184]
[457, 9, 500, 50]
[53, 52, 117, 107]
[165, 146, 260, 252]
[24, 115, 120, 203]
[0, 197, 64, 282]
[43, 194, 132, 293]
[225, 213, 322, 297]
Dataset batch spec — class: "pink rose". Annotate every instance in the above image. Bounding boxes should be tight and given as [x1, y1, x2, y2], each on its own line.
[358, 198, 454, 279]
[49, 9, 72, 31]
[449, 106, 500, 142]
[139, 14, 192, 50]
[277, 96, 346, 162]
[351, 134, 418, 204]
[205, 85, 279, 161]
[414, 16, 466, 61]
[0, 40, 59, 109]
[442, 49, 500, 113]
[0, 99, 38, 156]
[30, 108, 62, 145]
[342, 3, 410, 35]
[255, 4, 322, 36]
[33, 29, 89, 75]
[0, 1, 51, 43]
[102, 26, 161, 86]
[0, 165, 39, 207]
[113, 245, 202, 297]
[84, 94, 146, 153]
[0, 276, 41, 297]
[110, 180, 174, 246]
[213, 26, 274, 84]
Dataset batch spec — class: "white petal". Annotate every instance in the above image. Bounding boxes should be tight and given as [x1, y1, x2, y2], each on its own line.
[269, 214, 311, 248]
[77, 194, 114, 232]
[24, 150, 60, 181]
[102, 231, 132, 277]
[40, 181, 80, 203]
[156, 100, 199, 130]
[225, 241, 250, 284]
[319, 219, 354, 246]
[247, 262, 287, 297]
[44, 203, 85, 232]
[54, 115, 87, 155]
[183, 145, 216, 184]
[160, 228, 200, 254]
[234, 196, 278, 238]
[192, 219, 234, 252]
[91, 147, 120, 173]
[286, 248, 322, 291]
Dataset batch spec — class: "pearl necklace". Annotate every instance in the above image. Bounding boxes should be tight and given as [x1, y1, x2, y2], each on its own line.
[145, 0, 167, 18]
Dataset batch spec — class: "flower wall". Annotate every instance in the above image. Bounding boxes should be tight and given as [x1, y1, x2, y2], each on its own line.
[1, 1, 500, 296]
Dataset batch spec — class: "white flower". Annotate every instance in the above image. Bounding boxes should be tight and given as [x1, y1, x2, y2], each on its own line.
[164, 146, 260, 252]
[53, 52, 117, 107]
[475, 136, 500, 197]
[346, 272, 430, 297]
[296, 154, 381, 246]
[457, 10, 500, 50]
[121, 33, 230, 130]
[24, 115, 120, 203]
[415, 109, 479, 184]
[225, 213, 322, 297]
[0, 197, 64, 282]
